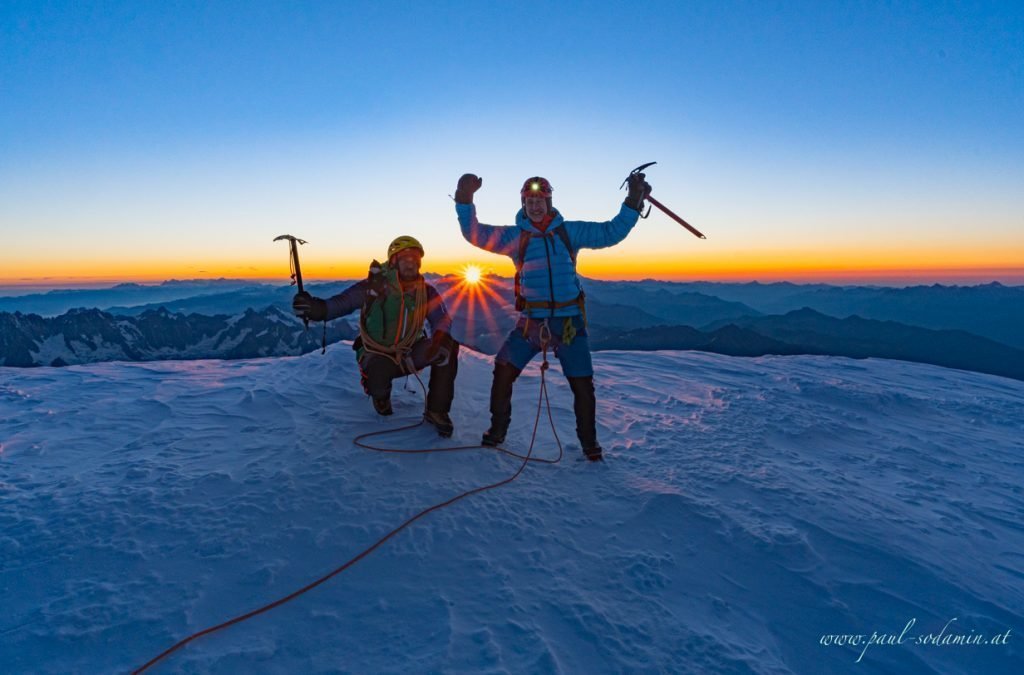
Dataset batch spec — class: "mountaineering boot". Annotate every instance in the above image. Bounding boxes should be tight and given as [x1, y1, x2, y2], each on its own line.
[481, 361, 521, 446]
[568, 376, 602, 461]
[372, 396, 393, 416]
[481, 429, 504, 447]
[423, 410, 454, 438]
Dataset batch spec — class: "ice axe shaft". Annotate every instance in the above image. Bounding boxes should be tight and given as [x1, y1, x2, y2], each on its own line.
[274, 234, 308, 329]
[646, 194, 706, 240]
[290, 239, 305, 294]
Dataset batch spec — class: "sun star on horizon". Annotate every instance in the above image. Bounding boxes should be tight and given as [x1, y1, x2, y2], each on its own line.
[442, 267, 508, 338]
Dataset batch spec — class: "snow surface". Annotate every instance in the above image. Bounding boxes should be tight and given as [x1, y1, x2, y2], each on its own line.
[1, 346, 1023, 674]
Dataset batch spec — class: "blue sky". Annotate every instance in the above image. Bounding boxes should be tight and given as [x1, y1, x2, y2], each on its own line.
[2, 1, 1022, 283]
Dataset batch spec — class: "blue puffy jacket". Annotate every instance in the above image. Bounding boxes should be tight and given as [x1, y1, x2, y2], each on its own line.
[457, 203, 640, 318]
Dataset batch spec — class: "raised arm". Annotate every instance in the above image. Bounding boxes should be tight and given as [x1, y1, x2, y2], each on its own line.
[454, 173, 519, 257]
[562, 172, 651, 250]
[562, 204, 641, 251]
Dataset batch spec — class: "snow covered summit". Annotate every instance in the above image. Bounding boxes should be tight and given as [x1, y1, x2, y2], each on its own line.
[1, 346, 1022, 673]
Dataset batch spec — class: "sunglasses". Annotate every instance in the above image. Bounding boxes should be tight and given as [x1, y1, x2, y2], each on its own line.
[394, 249, 422, 262]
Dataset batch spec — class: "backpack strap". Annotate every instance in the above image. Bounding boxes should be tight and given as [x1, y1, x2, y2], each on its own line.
[513, 230, 531, 311]
[554, 225, 576, 265]
[513, 225, 584, 315]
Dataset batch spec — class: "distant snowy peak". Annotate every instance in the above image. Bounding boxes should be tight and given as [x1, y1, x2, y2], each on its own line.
[0, 306, 354, 367]
[158, 278, 260, 287]
[0, 280, 279, 317]
[594, 308, 1024, 382]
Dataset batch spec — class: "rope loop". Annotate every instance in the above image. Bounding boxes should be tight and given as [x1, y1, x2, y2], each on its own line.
[133, 360, 563, 673]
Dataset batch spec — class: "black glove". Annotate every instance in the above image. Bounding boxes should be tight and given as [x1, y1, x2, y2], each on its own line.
[427, 330, 453, 365]
[454, 173, 482, 205]
[624, 172, 652, 211]
[292, 291, 327, 322]
[366, 259, 386, 298]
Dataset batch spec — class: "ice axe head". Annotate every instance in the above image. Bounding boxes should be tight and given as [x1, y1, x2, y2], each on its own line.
[620, 161, 657, 190]
[617, 165, 707, 239]
[273, 234, 307, 246]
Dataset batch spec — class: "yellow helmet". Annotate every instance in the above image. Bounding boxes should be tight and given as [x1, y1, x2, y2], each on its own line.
[387, 235, 424, 261]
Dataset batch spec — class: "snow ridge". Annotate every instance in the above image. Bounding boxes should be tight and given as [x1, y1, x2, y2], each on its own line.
[1, 347, 1022, 673]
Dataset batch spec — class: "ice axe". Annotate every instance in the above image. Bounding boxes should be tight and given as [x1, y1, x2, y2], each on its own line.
[274, 234, 308, 328]
[621, 162, 706, 239]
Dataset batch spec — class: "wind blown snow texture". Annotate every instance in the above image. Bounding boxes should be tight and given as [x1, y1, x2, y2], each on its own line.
[1, 346, 1022, 673]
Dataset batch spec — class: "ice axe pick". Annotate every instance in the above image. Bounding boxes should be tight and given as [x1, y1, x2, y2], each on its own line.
[621, 162, 706, 239]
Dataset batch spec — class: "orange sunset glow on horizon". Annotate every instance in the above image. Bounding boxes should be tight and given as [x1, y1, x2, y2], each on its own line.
[3, 255, 1022, 288]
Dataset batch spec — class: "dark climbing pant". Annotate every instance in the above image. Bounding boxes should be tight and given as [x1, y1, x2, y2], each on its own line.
[360, 335, 459, 414]
[487, 360, 598, 450]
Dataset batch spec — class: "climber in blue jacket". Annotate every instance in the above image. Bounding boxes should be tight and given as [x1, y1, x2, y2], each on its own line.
[454, 172, 650, 461]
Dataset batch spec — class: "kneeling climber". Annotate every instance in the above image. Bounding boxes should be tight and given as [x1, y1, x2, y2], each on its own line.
[292, 236, 459, 436]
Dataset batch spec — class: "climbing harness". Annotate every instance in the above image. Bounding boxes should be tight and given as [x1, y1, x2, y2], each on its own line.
[513, 227, 588, 342]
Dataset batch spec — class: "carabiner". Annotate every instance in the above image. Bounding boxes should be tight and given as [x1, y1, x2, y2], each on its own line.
[538, 319, 552, 349]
